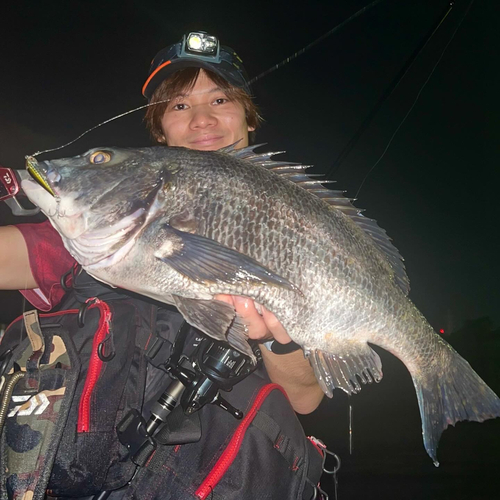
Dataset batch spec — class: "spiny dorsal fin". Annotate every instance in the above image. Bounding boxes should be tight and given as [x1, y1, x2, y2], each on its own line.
[222, 144, 410, 295]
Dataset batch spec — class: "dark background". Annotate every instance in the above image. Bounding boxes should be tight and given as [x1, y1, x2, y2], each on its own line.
[1, 1, 499, 498]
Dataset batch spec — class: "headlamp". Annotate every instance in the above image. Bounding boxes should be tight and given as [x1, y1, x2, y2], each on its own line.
[142, 31, 251, 99]
[185, 32, 218, 55]
[180, 31, 221, 63]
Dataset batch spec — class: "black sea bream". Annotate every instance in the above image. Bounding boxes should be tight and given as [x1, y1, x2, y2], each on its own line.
[22, 145, 500, 464]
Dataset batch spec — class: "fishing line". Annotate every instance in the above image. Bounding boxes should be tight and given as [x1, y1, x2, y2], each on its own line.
[25, 98, 166, 318]
[327, 0, 455, 180]
[31, 99, 171, 158]
[248, 0, 388, 86]
[355, 0, 475, 199]
[30, 0, 387, 158]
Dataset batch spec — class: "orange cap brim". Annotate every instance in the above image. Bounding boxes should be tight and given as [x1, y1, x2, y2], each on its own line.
[142, 60, 172, 97]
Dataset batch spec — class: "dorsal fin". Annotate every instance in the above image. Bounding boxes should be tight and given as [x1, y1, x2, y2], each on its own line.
[222, 144, 410, 295]
[217, 140, 244, 154]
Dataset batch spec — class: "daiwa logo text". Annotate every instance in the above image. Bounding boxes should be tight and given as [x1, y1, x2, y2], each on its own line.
[8, 393, 50, 417]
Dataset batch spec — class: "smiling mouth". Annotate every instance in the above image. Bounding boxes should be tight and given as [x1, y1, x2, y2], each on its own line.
[189, 135, 223, 145]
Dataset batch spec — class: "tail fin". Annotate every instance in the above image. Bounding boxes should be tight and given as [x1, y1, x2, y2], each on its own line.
[414, 350, 500, 466]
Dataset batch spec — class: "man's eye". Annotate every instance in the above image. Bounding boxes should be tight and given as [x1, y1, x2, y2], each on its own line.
[172, 103, 188, 111]
[213, 98, 228, 105]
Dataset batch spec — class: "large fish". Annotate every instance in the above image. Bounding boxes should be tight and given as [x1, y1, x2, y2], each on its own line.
[22, 145, 500, 464]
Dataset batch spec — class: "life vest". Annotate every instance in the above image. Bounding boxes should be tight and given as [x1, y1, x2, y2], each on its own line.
[0, 272, 329, 499]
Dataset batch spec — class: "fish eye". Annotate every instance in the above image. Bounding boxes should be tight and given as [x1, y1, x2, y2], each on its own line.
[90, 151, 112, 164]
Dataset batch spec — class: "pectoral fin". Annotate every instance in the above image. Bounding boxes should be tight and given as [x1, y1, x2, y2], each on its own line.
[154, 224, 297, 292]
[305, 343, 383, 397]
[172, 295, 256, 362]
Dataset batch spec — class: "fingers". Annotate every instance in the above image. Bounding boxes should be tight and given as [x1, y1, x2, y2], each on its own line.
[233, 296, 270, 340]
[214, 294, 269, 339]
[260, 304, 292, 344]
[214, 294, 292, 344]
[214, 294, 235, 307]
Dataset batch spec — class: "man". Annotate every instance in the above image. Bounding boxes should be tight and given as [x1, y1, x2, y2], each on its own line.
[1, 33, 323, 415]
[0, 32, 326, 498]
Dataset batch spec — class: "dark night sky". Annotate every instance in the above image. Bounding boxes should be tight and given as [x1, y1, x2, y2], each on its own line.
[1, 1, 499, 498]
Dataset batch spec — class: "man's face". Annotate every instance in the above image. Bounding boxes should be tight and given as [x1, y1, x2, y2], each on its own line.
[160, 70, 253, 151]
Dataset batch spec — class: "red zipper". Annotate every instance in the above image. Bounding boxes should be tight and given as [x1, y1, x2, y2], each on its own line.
[195, 383, 288, 500]
[77, 299, 112, 433]
[5, 301, 112, 433]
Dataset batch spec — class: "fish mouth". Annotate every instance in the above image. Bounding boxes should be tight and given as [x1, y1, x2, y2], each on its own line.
[25, 156, 56, 197]
[23, 157, 85, 222]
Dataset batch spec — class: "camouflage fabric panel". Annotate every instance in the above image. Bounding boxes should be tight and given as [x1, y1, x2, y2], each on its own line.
[43, 335, 71, 371]
[5, 383, 66, 496]
[7, 335, 71, 374]
[4, 331, 73, 500]
[24, 311, 44, 357]
[9, 343, 33, 374]
[23, 311, 45, 392]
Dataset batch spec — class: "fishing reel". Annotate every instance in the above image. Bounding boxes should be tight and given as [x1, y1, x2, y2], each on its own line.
[150, 323, 262, 424]
[117, 321, 261, 465]
[0, 166, 40, 216]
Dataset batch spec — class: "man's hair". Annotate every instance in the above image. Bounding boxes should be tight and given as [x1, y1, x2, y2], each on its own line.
[144, 67, 262, 144]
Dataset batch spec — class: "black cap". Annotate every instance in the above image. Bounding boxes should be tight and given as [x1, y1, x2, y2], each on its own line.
[142, 31, 251, 100]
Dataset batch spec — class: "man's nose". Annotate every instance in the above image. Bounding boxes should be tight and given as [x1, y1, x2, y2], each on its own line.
[189, 105, 217, 129]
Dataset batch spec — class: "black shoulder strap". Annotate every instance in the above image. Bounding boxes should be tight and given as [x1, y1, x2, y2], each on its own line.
[252, 410, 325, 500]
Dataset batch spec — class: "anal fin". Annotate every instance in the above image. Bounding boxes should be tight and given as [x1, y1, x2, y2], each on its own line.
[305, 343, 383, 397]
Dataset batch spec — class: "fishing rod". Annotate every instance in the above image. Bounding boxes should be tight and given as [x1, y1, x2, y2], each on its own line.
[355, 0, 475, 198]
[29, 0, 388, 159]
[1, 1, 389, 164]
[0, 0, 389, 216]
[248, 0, 389, 86]
[0, 0, 460, 215]
[327, 1, 456, 181]
[354, 0, 475, 198]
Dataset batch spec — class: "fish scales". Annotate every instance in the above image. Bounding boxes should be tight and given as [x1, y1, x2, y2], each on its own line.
[21, 145, 500, 465]
[184, 153, 381, 342]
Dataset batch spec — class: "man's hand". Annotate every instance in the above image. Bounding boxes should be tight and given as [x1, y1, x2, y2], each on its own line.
[215, 294, 292, 344]
[215, 294, 324, 414]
